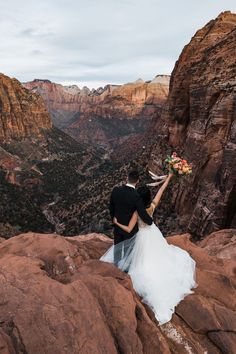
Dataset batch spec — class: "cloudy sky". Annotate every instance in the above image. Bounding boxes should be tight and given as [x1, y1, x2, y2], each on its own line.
[0, 0, 235, 88]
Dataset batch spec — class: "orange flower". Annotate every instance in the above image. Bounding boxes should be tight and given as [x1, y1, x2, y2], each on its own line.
[173, 163, 179, 169]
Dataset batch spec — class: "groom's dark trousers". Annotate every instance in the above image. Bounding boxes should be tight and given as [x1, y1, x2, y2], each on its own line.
[109, 185, 153, 266]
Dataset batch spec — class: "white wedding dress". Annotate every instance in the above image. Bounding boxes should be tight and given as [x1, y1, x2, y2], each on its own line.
[100, 204, 197, 325]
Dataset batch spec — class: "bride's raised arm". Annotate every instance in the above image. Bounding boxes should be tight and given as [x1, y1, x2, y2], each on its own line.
[152, 173, 173, 208]
[113, 212, 138, 233]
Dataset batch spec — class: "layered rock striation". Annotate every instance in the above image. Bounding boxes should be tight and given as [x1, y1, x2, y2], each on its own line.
[24, 76, 170, 120]
[0, 73, 52, 141]
[24, 76, 170, 149]
[150, 11, 236, 237]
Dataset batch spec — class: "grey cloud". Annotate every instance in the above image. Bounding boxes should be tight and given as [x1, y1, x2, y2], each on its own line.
[20, 27, 55, 38]
[31, 50, 43, 56]
[20, 28, 36, 37]
[0, 0, 235, 88]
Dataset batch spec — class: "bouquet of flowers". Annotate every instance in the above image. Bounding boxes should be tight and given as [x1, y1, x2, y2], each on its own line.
[147, 152, 192, 186]
[163, 152, 192, 176]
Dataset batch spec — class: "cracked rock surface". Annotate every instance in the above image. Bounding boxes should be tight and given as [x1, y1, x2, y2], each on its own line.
[0, 230, 235, 353]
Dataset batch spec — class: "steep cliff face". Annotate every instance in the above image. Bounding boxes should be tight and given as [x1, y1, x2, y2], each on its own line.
[79, 75, 170, 119]
[24, 79, 93, 119]
[0, 74, 52, 141]
[24, 76, 170, 150]
[150, 11, 236, 238]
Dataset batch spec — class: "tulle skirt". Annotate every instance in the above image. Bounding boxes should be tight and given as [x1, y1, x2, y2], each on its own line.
[100, 223, 197, 325]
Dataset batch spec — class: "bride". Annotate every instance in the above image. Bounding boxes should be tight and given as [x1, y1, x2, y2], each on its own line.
[100, 173, 197, 325]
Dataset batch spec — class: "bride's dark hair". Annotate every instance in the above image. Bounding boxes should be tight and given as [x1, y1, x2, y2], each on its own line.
[137, 186, 151, 208]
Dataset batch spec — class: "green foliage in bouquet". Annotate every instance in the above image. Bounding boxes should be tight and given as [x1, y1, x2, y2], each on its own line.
[163, 152, 192, 177]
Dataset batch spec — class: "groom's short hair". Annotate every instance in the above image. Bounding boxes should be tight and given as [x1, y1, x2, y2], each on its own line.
[128, 170, 139, 183]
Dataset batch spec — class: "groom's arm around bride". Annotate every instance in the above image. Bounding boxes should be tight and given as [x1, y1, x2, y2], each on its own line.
[109, 170, 152, 265]
[110, 188, 152, 230]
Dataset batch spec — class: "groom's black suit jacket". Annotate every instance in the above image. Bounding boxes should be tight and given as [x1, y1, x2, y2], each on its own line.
[109, 185, 153, 244]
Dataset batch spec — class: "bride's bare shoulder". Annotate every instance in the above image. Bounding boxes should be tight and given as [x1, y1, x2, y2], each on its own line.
[146, 203, 155, 216]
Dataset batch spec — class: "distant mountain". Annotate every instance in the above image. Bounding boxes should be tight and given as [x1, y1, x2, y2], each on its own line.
[24, 76, 170, 152]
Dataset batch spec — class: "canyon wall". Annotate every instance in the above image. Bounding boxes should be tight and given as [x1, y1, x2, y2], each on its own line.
[24, 75, 169, 121]
[0, 73, 113, 237]
[150, 11, 236, 237]
[24, 76, 170, 150]
[0, 73, 52, 141]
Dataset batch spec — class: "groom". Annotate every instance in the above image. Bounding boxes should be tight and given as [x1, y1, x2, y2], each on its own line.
[109, 170, 153, 266]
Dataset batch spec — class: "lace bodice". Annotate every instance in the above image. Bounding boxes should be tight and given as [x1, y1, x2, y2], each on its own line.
[138, 203, 155, 228]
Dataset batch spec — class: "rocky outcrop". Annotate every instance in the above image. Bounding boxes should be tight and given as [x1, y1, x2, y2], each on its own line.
[199, 229, 236, 277]
[0, 74, 52, 142]
[150, 11, 236, 238]
[0, 230, 235, 353]
[199, 229, 236, 261]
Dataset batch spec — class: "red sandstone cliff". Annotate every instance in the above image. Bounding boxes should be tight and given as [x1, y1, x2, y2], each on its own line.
[0, 73, 52, 141]
[24, 76, 170, 149]
[24, 76, 169, 120]
[150, 11, 236, 237]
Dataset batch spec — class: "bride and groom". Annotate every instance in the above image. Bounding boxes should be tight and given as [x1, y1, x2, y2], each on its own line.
[100, 170, 197, 325]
